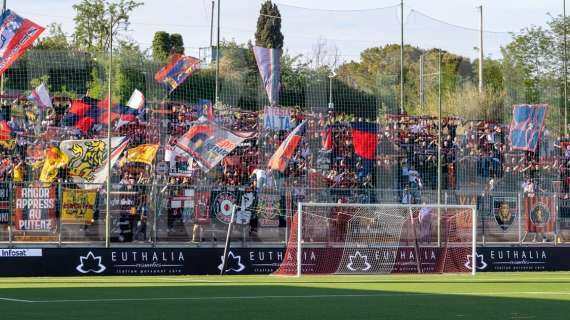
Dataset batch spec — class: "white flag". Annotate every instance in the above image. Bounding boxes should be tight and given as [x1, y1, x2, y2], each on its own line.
[126, 89, 145, 110]
[29, 82, 52, 108]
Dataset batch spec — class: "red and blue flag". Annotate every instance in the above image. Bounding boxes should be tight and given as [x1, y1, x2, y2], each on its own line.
[155, 54, 200, 93]
[268, 121, 306, 172]
[509, 104, 547, 152]
[351, 122, 378, 160]
[0, 10, 44, 75]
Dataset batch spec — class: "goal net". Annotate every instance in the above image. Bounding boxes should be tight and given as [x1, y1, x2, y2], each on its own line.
[273, 203, 477, 276]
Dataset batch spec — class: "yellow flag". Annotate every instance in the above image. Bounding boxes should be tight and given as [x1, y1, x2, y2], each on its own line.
[13, 163, 24, 182]
[40, 147, 69, 183]
[0, 139, 15, 150]
[125, 144, 159, 166]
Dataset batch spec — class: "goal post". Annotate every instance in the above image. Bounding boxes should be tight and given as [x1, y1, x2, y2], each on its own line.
[275, 203, 477, 277]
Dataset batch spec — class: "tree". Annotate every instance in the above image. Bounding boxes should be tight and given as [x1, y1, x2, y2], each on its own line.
[72, 0, 143, 52]
[151, 31, 185, 61]
[34, 23, 70, 50]
[472, 58, 504, 93]
[255, 1, 284, 49]
[169, 33, 185, 55]
[151, 31, 171, 61]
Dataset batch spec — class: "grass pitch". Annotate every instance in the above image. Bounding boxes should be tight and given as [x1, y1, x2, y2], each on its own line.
[1, 272, 570, 320]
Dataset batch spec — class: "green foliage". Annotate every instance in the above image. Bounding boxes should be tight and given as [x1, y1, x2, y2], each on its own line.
[86, 63, 106, 98]
[34, 23, 70, 50]
[255, 1, 284, 49]
[30, 75, 50, 90]
[114, 41, 147, 103]
[169, 34, 185, 55]
[72, 0, 143, 53]
[151, 31, 171, 62]
[151, 32, 185, 62]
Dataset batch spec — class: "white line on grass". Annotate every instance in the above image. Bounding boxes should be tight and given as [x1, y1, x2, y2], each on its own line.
[14, 291, 570, 304]
[0, 297, 34, 303]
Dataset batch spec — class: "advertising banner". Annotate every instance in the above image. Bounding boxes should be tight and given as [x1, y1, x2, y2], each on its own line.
[1, 246, 570, 276]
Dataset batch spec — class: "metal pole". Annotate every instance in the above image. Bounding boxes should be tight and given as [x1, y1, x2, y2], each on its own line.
[562, 0, 568, 137]
[210, 0, 215, 48]
[105, 15, 113, 248]
[296, 202, 302, 277]
[437, 50, 442, 247]
[419, 54, 424, 108]
[471, 206, 477, 276]
[1, 0, 6, 105]
[220, 205, 236, 276]
[328, 74, 334, 109]
[215, 0, 221, 106]
[400, 0, 404, 114]
[478, 5, 483, 93]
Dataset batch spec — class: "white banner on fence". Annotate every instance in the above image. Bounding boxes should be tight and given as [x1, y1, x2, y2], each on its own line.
[263, 106, 291, 130]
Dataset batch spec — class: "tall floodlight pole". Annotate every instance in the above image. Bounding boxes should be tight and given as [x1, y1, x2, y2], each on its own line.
[437, 50, 442, 247]
[478, 5, 484, 93]
[105, 16, 113, 248]
[215, 0, 221, 106]
[562, 0, 568, 137]
[210, 1, 215, 47]
[400, 0, 404, 114]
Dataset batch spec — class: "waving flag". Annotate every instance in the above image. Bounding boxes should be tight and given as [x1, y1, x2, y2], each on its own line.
[155, 54, 200, 93]
[39, 146, 69, 183]
[268, 121, 306, 172]
[509, 104, 547, 152]
[62, 97, 100, 134]
[253, 46, 281, 105]
[115, 89, 145, 127]
[175, 121, 247, 172]
[124, 144, 159, 166]
[351, 122, 378, 160]
[126, 89, 145, 110]
[321, 125, 333, 152]
[0, 10, 44, 75]
[28, 82, 52, 108]
[59, 137, 129, 189]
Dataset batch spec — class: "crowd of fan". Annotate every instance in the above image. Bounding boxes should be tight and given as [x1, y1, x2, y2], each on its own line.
[1, 98, 570, 200]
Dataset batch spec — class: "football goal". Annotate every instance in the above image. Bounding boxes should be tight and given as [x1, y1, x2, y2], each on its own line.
[273, 203, 477, 276]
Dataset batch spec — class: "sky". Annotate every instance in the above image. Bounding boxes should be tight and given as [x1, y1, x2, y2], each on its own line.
[11, 0, 568, 62]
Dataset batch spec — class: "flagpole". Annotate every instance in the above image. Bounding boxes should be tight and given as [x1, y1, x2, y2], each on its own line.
[105, 15, 113, 248]
[215, 0, 220, 106]
[478, 5, 483, 94]
[1, 0, 6, 105]
[562, 0, 568, 138]
[400, 0, 404, 114]
[210, 0, 215, 48]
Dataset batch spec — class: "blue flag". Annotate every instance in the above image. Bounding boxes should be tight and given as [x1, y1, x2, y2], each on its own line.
[509, 104, 547, 152]
[253, 46, 281, 105]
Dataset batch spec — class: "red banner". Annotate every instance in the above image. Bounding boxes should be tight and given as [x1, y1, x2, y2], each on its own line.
[14, 183, 56, 231]
[525, 195, 556, 233]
